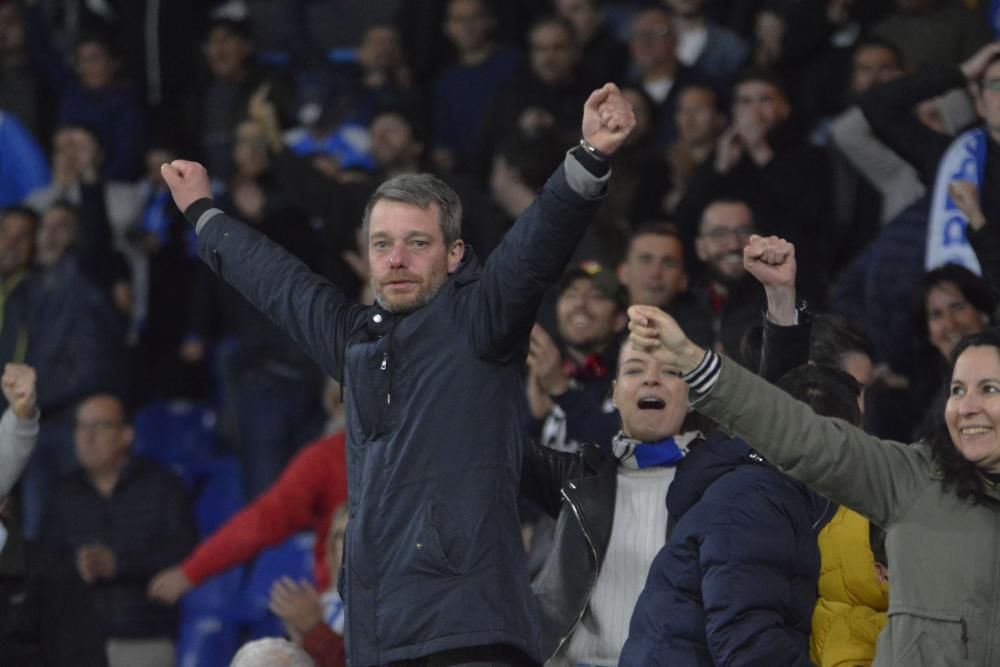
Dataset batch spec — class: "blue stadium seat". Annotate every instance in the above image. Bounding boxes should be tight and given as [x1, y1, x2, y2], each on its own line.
[132, 400, 217, 486]
[194, 457, 246, 537]
[240, 532, 316, 638]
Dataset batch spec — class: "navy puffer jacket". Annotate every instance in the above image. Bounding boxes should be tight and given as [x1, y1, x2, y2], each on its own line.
[621, 433, 833, 666]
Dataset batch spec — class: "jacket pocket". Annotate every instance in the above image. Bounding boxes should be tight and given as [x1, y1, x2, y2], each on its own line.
[889, 608, 968, 666]
[414, 499, 462, 577]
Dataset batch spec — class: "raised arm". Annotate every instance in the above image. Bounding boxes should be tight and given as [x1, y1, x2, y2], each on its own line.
[626, 305, 927, 528]
[161, 160, 365, 381]
[467, 84, 636, 358]
[743, 235, 811, 382]
[0, 363, 38, 497]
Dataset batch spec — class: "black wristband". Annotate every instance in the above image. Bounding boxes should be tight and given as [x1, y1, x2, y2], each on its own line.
[184, 198, 215, 227]
[570, 144, 611, 178]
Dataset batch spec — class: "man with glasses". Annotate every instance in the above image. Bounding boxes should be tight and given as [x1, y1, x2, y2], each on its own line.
[686, 199, 765, 364]
[41, 394, 197, 667]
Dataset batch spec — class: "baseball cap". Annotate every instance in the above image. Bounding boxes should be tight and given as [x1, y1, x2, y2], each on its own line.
[558, 260, 627, 311]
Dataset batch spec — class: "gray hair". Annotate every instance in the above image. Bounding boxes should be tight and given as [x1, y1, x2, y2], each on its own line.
[362, 173, 462, 246]
[230, 638, 315, 667]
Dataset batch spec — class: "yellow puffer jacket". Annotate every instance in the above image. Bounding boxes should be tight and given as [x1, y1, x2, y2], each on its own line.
[809, 506, 889, 667]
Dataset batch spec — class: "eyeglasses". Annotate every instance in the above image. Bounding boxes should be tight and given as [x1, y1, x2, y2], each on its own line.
[74, 420, 123, 435]
[700, 226, 753, 242]
[982, 79, 1000, 92]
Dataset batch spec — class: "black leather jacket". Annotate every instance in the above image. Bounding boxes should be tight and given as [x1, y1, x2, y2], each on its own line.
[520, 438, 671, 660]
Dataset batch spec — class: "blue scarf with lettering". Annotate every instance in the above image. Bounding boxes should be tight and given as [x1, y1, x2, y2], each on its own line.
[927, 127, 985, 274]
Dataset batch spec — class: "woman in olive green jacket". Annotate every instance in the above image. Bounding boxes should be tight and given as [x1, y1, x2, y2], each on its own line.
[629, 299, 1000, 667]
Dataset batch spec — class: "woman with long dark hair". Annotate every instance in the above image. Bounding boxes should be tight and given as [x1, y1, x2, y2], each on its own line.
[625, 299, 1000, 664]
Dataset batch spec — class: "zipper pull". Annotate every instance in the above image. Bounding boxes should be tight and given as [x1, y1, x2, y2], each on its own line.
[380, 353, 388, 370]
[386, 392, 391, 405]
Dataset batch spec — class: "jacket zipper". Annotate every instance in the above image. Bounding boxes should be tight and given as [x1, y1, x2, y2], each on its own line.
[553, 484, 599, 657]
[381, 352, 391, 404]
[962, 617, 969, 658]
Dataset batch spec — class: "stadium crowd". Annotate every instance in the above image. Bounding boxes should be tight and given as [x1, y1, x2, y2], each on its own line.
[1, 0, 1000, 665]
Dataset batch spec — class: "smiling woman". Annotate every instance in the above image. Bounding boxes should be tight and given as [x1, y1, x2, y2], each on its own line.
[627, 301, 1000, 665]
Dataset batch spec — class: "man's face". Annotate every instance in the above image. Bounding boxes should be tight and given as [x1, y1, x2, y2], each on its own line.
[204, 27, 253, 81]
[370, 114, 421, 169]
[36, 206, 78, 268]
[530, 23, 578, 85]
[614, 343, 689, 442]
[733, 80, 790, 135]
[0, 213, 34, 278]
[852, 45, 903, 96]
[75, 41, 116, 91]
[358, 26, 402, 73]
[368, 201, 463, 313]
[676, 86, 724, 146]
[74, 396, 132, 475]
[444, 0, 493, 55]
[556, 276, 625, 352]
[664, 0, 705, 19]
[629, 10, 676, 73]
[618, 234, 688, 308]
[696, 202, 754, 283]
[977, 61, 1000, 141]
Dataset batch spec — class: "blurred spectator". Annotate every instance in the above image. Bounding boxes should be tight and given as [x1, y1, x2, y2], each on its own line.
[0, 111, 50, 209]
[0, 207, 35, 373]
[627, 8, 709, 148]
[520, 338, 696, 665]
[630, 83, 725, 221]
[618, 222, 690, 304]
[25, 125, 144, 239]
[22, 2, 148, 180]
[872, 0, 990, 71]
[184, 119, 328, 497]
[621, 364, 855, 666]
[664, 0, 749, 82]
[269, 506, 349, 667]
[336, 25, 423, 128]
[199, 17, 296, 182]
[230, 637, 315, 667]
[677, 69, 832, 304]
[432, 0, 522, 173]
[0, 3, 45, 139]
[283, 88, 374, 174]
[0, 494, 109, 667]
[126, 143, 211, 402]
[42, 394, 197, 667]
[473, 17, 589, 178]
[525, 262, 626, 453]
[827, 39, 910, 273]
[555, 0, 629, 88]
[683, 199, 766, 363]
[148, 391, 346, 602]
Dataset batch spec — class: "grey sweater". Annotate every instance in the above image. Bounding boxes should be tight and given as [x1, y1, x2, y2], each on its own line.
[0, 407, 38, 497]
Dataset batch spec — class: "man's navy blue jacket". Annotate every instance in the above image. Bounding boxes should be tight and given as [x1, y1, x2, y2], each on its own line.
[621, 433, 833, 667]
[186, 159, 604, 665]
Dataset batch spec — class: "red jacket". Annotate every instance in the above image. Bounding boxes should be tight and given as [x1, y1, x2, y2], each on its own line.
[182, 432, 348, 591]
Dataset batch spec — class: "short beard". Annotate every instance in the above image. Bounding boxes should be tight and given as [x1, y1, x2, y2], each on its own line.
[371, 280, 444, 315]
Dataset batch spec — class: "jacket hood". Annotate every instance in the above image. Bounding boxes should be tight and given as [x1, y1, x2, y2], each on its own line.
[668, 431, 755, 519]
